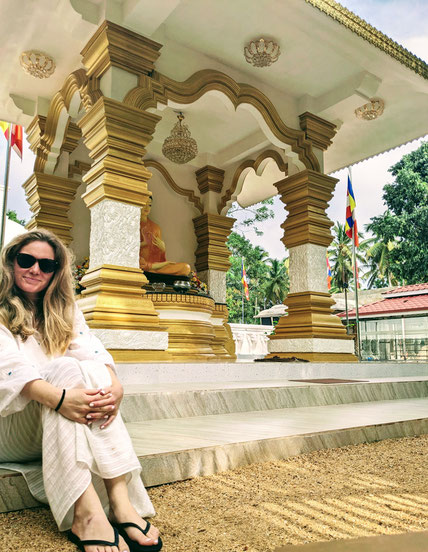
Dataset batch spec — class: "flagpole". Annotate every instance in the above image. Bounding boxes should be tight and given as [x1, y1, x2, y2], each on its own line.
[0, 130, 12, 249]
[352, 230, 361, 359]
[241, 257, 245, 324]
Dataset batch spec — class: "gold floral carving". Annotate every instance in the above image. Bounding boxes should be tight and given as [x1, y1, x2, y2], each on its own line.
[124, 70, 319, 171]
[144, 159, 203, 214]
[193, 213, 236, 272]
[275, 169, 337, 249]
[23, 172, 81, 244]
[219, 149, 288, 213]
[305, 0, 428, 80]
[298, 112, 337, 151]
[195, 166, 225, 195]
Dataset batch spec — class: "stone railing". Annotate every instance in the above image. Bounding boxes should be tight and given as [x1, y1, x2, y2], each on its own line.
[229, 323, 274, 359]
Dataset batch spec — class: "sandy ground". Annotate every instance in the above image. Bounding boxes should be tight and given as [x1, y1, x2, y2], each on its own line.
[1, 435, 428, 552]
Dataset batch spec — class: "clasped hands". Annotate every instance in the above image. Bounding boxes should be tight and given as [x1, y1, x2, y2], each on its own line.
[59, 380, 124, 429]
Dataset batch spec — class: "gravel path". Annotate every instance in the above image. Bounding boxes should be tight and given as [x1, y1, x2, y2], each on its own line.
[1, 435, 428, 552]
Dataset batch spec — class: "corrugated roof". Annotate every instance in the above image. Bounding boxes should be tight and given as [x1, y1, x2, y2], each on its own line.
[383, 283, 428, 295]
[339, 294, 428, 318]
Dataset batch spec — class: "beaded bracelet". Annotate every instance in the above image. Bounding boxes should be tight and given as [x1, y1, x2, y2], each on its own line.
[55, 389, 66, 412]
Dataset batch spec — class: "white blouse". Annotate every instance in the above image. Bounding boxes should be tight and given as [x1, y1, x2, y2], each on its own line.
[0, 308, 114, 417]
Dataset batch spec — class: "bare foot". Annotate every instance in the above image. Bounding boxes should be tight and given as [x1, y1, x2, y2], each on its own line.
[110, 504, 160, 547]
[71, 512, 129, 552]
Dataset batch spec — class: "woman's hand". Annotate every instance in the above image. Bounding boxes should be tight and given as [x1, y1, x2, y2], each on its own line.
[58, 388, 107, 424]
[85, 372, 124, 429]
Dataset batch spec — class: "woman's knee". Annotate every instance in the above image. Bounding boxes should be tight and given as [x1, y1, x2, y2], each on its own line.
[42, 357, 85, 388]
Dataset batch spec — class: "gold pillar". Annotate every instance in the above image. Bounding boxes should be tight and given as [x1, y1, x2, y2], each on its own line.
[193, 213, 236, 273]
[267, 169, 356, 362]
[23, 172, 80, 245]
[77, 96, 165, 337]
[212, 303, 236, 360]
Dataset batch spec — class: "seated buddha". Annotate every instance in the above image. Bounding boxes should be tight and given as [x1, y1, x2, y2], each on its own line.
[139, 197, 191, 276]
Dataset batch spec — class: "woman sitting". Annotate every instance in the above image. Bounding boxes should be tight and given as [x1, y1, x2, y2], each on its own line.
[0, 229, 162, 552]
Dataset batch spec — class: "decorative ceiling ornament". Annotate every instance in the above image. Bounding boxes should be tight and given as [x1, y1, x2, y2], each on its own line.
[162, 112, 198, 164]
[244, 38, 280, 67]
[20, 50, 56, 79]
[355, 98, 385, 121]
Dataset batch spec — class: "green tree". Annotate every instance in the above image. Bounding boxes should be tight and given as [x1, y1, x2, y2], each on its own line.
[327, 222, 365, 292]
[360, 225, 401, 288]
[6, 210, 26, 225]
[263, 258, 289, 305]
[368, 141, 428, 284]
[226, 232, 270, 323]
[228, 198, 274, 236]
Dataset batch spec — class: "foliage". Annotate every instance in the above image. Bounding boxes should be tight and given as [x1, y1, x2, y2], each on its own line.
[228, 198, 274, 236]
[226, 232, 289, 323]
[327, 222, 366, 292]
[264, 258, 289, 305]
[360, 228, 401, 288]
[368, 141, 428, 284]
[6, 210, 26, 225]
[73, 257, 89, 294]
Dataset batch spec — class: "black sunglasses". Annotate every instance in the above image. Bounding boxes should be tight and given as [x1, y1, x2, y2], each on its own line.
[16, 253, 59, 274]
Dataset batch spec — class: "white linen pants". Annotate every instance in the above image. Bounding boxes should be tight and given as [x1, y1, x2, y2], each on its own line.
[0, 357, 155, 530]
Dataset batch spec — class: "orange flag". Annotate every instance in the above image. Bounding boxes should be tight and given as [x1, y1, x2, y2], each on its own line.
[1, 121, 23, 159]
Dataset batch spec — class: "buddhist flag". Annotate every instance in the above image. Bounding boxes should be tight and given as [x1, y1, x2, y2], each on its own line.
[326, 252, 332, 290]
[0, 121, 23, 159]
[241, 259, 250, 301]
[345, 172, 358, 246]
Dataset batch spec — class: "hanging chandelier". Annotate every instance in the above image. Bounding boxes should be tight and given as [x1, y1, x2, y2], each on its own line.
[355, 98, 385, 120]
[162, 112, 198, 164]
[244, 38, 280, 68]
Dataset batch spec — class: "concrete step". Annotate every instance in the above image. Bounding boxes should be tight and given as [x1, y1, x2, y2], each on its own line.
[130, 397, 428, 486]
[2, 376, 428, 514]
[121, 377, 428, 422]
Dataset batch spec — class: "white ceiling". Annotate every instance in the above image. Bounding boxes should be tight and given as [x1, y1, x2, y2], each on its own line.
[1, 0, 427, 175]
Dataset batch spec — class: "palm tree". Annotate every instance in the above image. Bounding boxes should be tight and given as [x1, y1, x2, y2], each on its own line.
[360, 234, 400, 288]
[328, 222, 366, 292]
[264, 258, 289, 305]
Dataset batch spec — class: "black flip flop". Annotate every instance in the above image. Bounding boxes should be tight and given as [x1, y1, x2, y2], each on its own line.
[68, 526, 120, 551]
[113, 521, 163, 552]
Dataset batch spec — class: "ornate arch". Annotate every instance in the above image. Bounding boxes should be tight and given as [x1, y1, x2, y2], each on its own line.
[144, 159, 203, 214]
[32, 69, 101, 174]
[219, 149, 288, 215]
[124, 70, 319, 172]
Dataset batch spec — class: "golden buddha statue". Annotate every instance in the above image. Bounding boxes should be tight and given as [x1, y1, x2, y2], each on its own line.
[139, 197, 191, 276]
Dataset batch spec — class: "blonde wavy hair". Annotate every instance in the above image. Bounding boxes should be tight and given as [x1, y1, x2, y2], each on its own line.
[0, 229, 76, 356]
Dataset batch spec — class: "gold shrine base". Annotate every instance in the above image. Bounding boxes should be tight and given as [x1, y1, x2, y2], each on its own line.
[111, 293, 236, 363]
[264, 351, 358, 362]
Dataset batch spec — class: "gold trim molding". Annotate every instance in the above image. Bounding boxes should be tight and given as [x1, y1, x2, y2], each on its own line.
[81, 20, 162, 80]
[195, 165, 225, 195]
[144, 159, 203, 214]
[305, 0, 428, 80]
[220, 149, 288, 214]
[124, 70, 320, 171]
[299, 112, 337, 151]
[193, 213, 236, 272]
[23, 171, 80, 244]
[275, 169, 337, 249]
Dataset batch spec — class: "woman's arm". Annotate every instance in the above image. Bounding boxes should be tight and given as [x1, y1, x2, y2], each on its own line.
[21, 379, 109, 424]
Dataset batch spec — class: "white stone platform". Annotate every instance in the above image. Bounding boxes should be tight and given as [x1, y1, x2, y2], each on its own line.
[1, 362, 427, 514]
